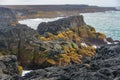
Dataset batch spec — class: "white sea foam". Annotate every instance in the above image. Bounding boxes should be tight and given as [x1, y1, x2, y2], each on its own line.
[19, 17, 63, 30]
[19, 11, 120, 40]
[81, 43, 88, 47]
[22, 70, 32, 76]
[92, 45, 97, 48]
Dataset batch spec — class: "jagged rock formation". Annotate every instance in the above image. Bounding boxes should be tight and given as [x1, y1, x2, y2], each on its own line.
[37, 15, 86, 35]
[0, 24, 38, 49]
[26, 15, 108, 69]
[38, 15, 107, 45]
[0, 55, 23, 80]
[0, 7, 39, 68]
[0, 7, 109, 70]
[24, 42, 120, 80]
[0, 7, 38, 49]
[0, 7, 119, 80]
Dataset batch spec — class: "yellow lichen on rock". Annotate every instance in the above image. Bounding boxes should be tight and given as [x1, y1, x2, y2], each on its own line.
[97, 32, 106, 39]
[35, 24, 107, 67]
[47, 59, 56, 65]
[78, 46, 96, 57]
[18, 66, 23, 75]
[40, 36, 47, 41]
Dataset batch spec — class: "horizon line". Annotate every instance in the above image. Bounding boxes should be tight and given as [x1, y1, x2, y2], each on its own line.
[0, 4, 117, 7]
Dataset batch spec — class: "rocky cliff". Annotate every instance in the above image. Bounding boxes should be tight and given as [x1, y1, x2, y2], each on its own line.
[37, 15, 86, 35]
[38, 15, 107, 45]
[0, 7, 119, 80]
[0, 7, 38, 49]
[33, 15, 108, 69]
[0, 25, 38, 49]
[0, 7, 39, 68]
[0, 7, 109, 70]
[0, 7, 110, 70]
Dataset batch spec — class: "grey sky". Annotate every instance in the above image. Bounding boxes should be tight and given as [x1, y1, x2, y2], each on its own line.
[0, 0, 119, 7]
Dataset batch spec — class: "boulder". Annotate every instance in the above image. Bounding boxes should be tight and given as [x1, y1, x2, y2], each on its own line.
[0, 7, 17, 28]
[0, 55, 23, 80]
[37, 15, 86, 35]
[0, 7, 39, 69]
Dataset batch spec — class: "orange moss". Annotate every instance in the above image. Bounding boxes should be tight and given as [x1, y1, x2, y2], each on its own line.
[40, 36, 47, 41]
[39, 29, 82, 42]
[79, 46, 96, 57]
[18, 66, 23, 75]
[47, 59, 56, 65]
[38, 25, 98, 67]
[97, 32, 106, 39]
[58, 52, 82, 66]
[57, 32, 65, 39]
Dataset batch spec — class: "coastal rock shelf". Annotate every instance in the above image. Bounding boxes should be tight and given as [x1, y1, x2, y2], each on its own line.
[23, 43, 120, 80]
[0, 43, 120, 80]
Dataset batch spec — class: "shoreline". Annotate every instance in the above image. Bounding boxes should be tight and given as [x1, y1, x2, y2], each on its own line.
[17, 10, 118, 20]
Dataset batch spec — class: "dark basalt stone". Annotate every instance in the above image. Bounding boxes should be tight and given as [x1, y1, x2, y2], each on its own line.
[0, 7, 17, 27]
[0, 7, 40, 68]
[0, 55, 23, 80]
[0, 24, 38, 49]
[23, 43, 120, 80]
[37, 15, 86, 35]
[0, 7, 39, 50]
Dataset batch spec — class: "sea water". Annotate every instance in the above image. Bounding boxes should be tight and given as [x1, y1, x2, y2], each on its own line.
[19, 11, 120, 76]
[19, 17, 63, 30]
[19, 11, 120, 40]
[81, 11, 120, 40]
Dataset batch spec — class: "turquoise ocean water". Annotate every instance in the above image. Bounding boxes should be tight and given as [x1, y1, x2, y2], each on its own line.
[81, 11, 120, 40]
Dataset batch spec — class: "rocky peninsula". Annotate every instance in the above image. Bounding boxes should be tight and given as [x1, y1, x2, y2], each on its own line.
[0, 7, 119, 80]
[0, 5, 117, 19]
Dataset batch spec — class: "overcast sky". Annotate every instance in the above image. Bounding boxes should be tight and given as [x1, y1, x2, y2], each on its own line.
[0, 0, 119, 7]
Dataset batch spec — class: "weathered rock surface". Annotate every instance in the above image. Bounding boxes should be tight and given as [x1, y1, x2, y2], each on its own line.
[38, 15, 107, 46]
[0, 55, 23, 80]
[0, 7, 119, 80]
[0, 7, 116, 79]
[0, 24, 38, 49]
[0, 7, 39, 50]
[37, 15, 86, 35]
[23, 43, 120, 80]
[0, 7, 106, 69]
[1, 43, 120, 80]
[0, 7, 16, 25]
[0, 7, 39, 69]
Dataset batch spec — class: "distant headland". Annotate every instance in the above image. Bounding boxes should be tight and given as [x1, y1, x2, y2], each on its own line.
[0, 5, 117, 19]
